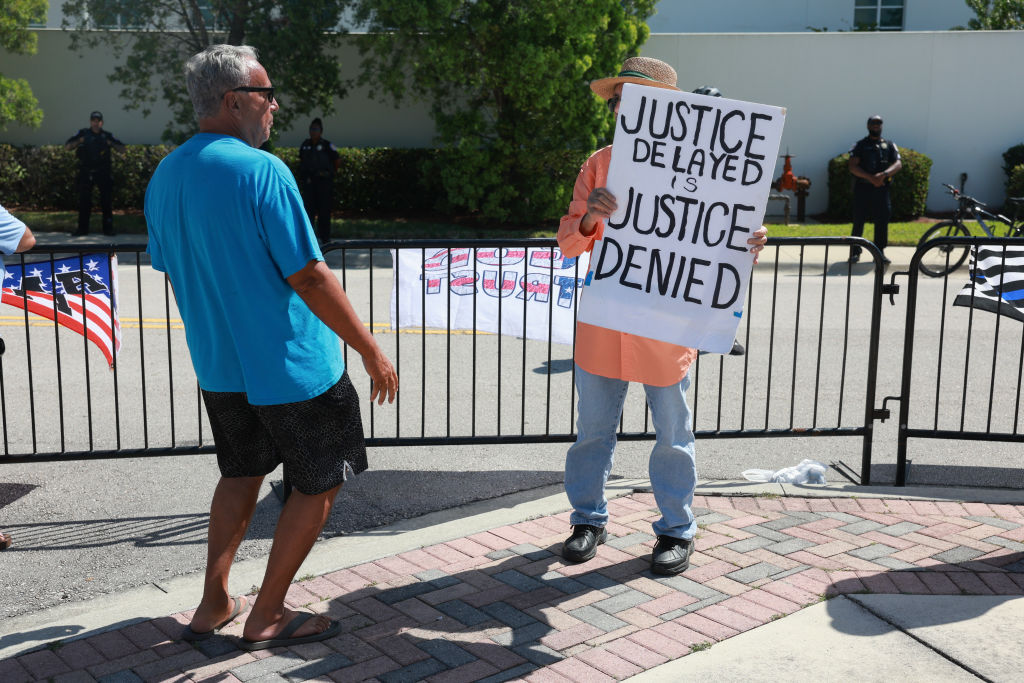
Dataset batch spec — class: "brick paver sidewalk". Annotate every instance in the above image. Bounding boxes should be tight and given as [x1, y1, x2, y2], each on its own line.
[5, 493, 1024, 682]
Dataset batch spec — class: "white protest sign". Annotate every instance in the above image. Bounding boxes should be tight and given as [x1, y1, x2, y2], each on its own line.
[390, 247, 590, 345]
[577, 83, 786, 353]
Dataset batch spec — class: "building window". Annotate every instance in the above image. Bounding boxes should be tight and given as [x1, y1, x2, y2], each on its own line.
[92, 0, 146, 29]
[854, 0, 905, 31]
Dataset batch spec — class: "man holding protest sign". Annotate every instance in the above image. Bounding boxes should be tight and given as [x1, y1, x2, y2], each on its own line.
[557, 57, 777, 575]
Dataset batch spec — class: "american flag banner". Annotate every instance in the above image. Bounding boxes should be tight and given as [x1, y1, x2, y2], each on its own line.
[953, 244, 1024, 323]
[1, 253, 122, 366]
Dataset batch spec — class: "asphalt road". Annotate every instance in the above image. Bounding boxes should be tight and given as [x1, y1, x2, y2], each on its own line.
[2, 239, 1022, 620]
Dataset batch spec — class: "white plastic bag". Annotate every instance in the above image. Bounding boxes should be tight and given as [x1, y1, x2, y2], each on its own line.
[742, 459, 828, 485]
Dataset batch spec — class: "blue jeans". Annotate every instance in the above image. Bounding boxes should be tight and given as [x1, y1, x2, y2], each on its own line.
[564, 364, 697, 540]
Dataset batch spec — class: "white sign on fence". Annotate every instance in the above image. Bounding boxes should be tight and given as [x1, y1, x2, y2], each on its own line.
[390, 247, 590, 345]
[577, 83, 786, 353]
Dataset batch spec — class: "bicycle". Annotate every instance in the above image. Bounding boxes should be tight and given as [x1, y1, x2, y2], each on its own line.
[917, 183, 1024, 277]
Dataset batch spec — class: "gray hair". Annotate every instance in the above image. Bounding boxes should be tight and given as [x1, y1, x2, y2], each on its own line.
[184, 44, 260, 120]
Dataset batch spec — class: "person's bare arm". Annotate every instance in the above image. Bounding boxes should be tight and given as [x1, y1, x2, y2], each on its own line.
[848, 155, 872, 181]
[15, 226, 35, 253]
[286, 259, 397, 404]
[849, 155, 884, 187]
[882, 157, 902, 179]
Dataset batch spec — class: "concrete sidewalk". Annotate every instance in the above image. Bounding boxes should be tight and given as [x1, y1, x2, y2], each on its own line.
[2, 480, 1023, 681]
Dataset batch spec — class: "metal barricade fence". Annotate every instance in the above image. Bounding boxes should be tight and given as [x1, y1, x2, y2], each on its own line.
[0, 237, 887, 484]
[895, 236, 1024, 486]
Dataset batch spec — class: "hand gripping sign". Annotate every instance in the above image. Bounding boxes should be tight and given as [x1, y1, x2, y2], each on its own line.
[577, 84, 786, 353]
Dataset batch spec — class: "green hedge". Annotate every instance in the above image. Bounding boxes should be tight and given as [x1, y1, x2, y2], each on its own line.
[827, 147, 932, 220]
[272, 147, 443, 214]
[1004, 143, 1024, 182]
[1009, 164, 1024, 201]
[0, 143, 176, 210]
[0, 143, 444, 215]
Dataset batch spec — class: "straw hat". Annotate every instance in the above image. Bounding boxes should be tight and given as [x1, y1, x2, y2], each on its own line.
[590, 56, 680, 101]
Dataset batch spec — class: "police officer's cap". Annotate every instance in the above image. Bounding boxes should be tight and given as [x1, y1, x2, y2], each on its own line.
[90, 111, 103, 120]
[867, 115, 883, 124]
[310, 118, 323, 129]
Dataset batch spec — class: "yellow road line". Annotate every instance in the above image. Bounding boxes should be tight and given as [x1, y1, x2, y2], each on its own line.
[0, 317, 489, 335]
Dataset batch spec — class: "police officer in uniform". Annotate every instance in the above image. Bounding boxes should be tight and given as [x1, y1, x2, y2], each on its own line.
[298, 118, 340, 242]
[848, 115, 902, 264]
[65, 111, 125, 236]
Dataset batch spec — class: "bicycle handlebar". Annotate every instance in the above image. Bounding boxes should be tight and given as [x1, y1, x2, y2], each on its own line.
[942, 182, 988, 212]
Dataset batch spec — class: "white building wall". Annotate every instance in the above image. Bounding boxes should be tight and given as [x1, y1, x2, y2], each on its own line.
[643, 30, 1023, 215]
[648, 0, 974, 33]
[0, 30, 436, 149]
[2, 29, 1022, 215]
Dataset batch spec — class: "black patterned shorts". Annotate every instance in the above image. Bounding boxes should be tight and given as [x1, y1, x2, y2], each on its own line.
[201, 372, 367, 495]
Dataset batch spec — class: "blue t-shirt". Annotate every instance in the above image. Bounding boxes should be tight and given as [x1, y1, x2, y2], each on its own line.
[0, 204, 28, 283]
[145, 134, 343, 405]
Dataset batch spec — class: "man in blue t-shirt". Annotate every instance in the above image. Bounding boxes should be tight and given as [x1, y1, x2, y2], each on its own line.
[145, 45, 397, 651]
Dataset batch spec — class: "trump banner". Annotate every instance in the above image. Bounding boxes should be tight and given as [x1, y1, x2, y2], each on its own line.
[578, 83, 786, 353]
[390, 247, 590, 345]
[2, 253, 122, 367]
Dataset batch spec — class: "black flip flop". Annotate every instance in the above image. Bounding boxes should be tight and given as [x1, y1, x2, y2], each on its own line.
[181, 596, 248, 642]
[238, 612, 341, 651]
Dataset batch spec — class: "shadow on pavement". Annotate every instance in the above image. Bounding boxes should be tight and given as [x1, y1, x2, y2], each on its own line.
[2, 470, 566, 551]
[321, 469, 566, 538]
[825, 554, 1024, 633]
[867, 464, 1024, 491]
[0, 482, 38, 509]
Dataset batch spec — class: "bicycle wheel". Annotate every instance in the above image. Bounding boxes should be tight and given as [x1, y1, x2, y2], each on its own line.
[917, 221, 970, 277]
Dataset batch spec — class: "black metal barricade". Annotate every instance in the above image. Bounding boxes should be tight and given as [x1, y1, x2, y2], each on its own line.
[894, 236, 1024, 485]
[0, 237, 888, 484]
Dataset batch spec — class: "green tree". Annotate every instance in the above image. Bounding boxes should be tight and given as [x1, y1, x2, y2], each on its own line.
[350, 0, 657, 222]
[0, 0, 47, 129]
[960, 0, 1024, 29]
[61, 0, 351, 142]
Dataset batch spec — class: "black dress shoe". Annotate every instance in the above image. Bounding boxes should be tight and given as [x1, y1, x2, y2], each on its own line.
[650, 535, 693, 575]
[562, 524, 607, 563]
[729, 340, 745, 356]
[847, 251, 860, 264]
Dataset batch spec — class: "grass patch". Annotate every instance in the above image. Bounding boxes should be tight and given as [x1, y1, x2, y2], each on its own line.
[690, 642, 713, 652]
[766, 219, 995, 245]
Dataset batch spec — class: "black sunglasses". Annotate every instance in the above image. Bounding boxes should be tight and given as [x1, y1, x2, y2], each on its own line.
[228, 86, 276, 103]
[607, 95, 621, 112]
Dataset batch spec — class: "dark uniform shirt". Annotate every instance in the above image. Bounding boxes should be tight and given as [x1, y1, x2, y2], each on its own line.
[66, 128, 124, 172]
[850, 136, 900, 186]
[298, 138, 339, 181]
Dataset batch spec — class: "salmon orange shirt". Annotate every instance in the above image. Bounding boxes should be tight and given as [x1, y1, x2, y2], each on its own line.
[557, 146, 697, 387]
